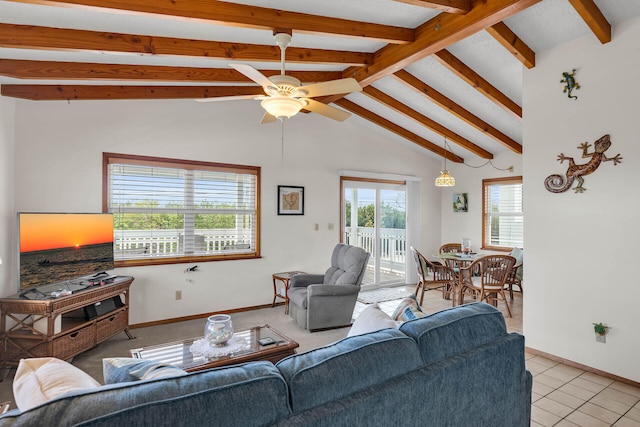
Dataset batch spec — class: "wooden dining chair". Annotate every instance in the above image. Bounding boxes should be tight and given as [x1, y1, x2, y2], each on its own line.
[439, 243, 462, 254]
[439, 243, 463, 276]
[410, 246, 456, 306]
[458, 255, 516, 317]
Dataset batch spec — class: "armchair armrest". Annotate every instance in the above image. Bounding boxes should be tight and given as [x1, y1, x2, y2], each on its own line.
[290, 274, 325, 289]
[307, 284, 360, 297]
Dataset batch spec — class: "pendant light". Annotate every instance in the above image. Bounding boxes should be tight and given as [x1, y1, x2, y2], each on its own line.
[435, 138, 456, 187]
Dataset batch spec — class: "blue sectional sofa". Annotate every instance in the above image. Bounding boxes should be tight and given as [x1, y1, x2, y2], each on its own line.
[0, 302, 532, 426]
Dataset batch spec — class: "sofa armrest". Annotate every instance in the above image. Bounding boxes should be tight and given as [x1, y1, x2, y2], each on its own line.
[308, 284, 360, 297]
[290, 274, 325, 288]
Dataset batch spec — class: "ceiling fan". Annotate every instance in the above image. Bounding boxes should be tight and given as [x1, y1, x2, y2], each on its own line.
[198, 32, 362, 123]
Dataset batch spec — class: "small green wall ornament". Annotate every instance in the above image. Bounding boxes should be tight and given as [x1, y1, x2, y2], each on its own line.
[561, 69, 580, 100]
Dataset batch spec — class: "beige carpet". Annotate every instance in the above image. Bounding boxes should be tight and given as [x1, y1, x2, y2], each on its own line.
[0, 305, 349, 407]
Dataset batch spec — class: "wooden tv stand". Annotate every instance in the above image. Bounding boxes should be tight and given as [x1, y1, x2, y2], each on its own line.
[0, 276, 134, 370]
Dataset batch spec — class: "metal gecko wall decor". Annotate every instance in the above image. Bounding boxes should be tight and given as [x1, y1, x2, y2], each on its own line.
[544, 134, 622, 194]
[561, 69, 580, 100]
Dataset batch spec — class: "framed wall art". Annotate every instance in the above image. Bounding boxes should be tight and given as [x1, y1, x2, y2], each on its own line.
[278, 185, 304, 215]
[453, 193, 468, 212]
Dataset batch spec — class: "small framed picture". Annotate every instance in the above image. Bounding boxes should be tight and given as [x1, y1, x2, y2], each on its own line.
[453, 193, 468, 212]
[278, 185, 304, 215]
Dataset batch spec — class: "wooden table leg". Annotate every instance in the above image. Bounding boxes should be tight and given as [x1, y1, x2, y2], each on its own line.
[272, 276, 278, 307]
[283, 278, 291, 315]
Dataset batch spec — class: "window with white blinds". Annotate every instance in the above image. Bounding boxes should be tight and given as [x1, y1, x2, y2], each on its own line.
[103, 153, 260, 266]
[482, 177, 523, 251]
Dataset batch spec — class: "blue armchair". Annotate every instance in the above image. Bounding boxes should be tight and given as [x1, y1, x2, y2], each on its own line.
[287, 244, 370, 331]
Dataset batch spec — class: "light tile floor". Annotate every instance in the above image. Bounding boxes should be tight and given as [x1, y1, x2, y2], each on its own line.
[355, 285, 640, 427]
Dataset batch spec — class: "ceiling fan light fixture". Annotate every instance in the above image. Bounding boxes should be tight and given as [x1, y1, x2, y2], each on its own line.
[261, 96, 306, 120]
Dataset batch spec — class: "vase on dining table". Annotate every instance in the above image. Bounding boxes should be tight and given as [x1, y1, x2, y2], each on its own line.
[461, 238, 471, 255]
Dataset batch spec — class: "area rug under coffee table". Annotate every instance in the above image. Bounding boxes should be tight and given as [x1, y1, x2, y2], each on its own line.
[357, 287, 413, 304]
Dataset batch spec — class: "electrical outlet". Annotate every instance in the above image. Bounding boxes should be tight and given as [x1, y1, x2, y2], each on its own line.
[314, 223, 319, 231]
[328, 223, 335, 231]
[176, 290, 182, 300]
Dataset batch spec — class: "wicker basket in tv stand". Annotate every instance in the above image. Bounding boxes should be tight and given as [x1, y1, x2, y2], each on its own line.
[0, 276, 135, 372]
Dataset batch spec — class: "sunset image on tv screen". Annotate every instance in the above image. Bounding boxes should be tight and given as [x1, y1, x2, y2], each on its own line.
[20, 213, 113, 253]
[19, 213, 115, 289]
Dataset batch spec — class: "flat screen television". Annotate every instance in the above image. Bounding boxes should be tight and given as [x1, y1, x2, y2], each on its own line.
[18, 212, 115, 291]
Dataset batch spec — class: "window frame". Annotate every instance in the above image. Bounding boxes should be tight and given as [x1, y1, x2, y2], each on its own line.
[103, 152, 261, 267]
[481, 176, 523, 252]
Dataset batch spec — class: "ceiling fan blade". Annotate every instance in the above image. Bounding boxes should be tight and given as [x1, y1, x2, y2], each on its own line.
[260, 112, 278, 124]
[304, 99, 351, 122]
[196, 95, 258, 103]
[229, 63, 274, 89]
[298, 78, 362, 98]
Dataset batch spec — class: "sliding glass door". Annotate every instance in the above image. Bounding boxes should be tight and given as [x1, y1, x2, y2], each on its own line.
[341, 178, 407, 287]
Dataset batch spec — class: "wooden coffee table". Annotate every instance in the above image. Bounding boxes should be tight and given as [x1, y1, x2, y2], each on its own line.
[129, 324, 299, 372]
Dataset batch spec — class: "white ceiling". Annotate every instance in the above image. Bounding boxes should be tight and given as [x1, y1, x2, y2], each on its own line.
[1, 0, 639, 162]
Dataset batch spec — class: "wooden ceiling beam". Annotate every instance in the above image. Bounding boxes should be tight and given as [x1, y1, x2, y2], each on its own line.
[0, 85, 265, 101]
[485, 22, 535, 68]
[7, 0, 414, 44]
[392, 0, 472, 14]
[342, 0, 541, 87]
[362, 86, 493, 159]
[393, 69, 522, 153]
[0, 24, 372, 67]
[0, 59, 342, 83]
[335, 98, 464, 162]
[567, 0, 611, 44]
[432, 49, 522, 118]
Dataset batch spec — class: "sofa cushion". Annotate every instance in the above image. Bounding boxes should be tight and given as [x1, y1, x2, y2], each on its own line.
[347, 304, 400, 337]
[276, 328, 423, 412]
[0, 361, 290, 427]
[12, 358, 101, 411]
[399, 302, 507, 365]
[102, 358, 187, 384]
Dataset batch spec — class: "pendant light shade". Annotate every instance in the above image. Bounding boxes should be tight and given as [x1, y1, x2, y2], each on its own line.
[435, 138, 455, 187]
[435, 170, 456, 187]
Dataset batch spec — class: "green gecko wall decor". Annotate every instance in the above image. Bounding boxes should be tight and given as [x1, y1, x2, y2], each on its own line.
[561, 69, 580, 100]
[544, 134, 622, 194]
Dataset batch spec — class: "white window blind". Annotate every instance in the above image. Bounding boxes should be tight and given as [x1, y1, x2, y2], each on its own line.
[104, 153, 259, 264]
[483, 177, 523, 250]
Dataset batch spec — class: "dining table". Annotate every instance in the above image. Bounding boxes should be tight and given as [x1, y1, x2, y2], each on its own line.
[433, 252, 482, 306]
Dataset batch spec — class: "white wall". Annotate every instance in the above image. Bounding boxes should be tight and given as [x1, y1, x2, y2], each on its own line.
[6, 98, 443, 324]
[0, 97, 15, 290]
[523, 16, 640, 381]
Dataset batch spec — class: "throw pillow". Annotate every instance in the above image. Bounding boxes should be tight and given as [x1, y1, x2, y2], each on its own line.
[347, 304, 401, 337]
[509, 247, 524, 281]
[13, 357, 101, 411]
[391, 295, 426, 322]
[103, 358, 188, 384]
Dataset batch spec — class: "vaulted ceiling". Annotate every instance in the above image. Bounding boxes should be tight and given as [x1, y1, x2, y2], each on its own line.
[1, 0, 639, 164]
